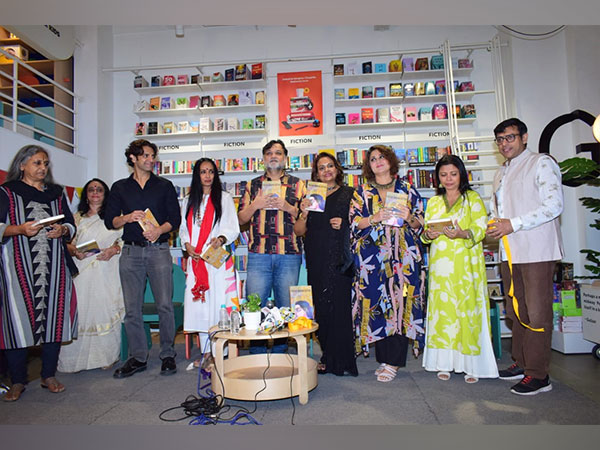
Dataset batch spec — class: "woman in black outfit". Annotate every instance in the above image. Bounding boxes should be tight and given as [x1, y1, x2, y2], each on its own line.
[294, 152, 358, 376]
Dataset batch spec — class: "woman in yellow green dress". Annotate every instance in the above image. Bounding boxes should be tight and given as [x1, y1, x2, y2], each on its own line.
[421, 155, 498, 383]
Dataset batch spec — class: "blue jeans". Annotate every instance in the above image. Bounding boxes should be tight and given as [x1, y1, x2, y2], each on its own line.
[119, 242, 175, 362]
[246, 253, 301, 353]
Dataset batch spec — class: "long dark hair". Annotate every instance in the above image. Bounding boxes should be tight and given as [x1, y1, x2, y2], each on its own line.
[78, 178, 110, 219]
[311, 152, 344, 186]
[434, 155, 471, 196]
[186, 158, 223, 226]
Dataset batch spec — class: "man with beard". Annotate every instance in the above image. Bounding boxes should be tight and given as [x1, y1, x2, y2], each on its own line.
[238, 139, 306, 353]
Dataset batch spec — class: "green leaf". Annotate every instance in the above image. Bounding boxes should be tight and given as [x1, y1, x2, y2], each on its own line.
[559, 157, 600, 181]
[580, 197, 600, 213]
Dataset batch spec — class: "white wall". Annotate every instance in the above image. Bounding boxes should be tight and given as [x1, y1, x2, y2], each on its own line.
[73, 25, 598, 274]
[0, 127, 88, 186]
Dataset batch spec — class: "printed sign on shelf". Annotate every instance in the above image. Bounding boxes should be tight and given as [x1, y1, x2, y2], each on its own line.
[277, 71, 323, 137]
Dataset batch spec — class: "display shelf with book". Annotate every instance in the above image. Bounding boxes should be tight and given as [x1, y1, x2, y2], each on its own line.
[335, 118, 476, 130]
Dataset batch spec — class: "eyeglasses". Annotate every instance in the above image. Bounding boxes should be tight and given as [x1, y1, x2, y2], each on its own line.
[87, 187, 105, 193]
[494, 133, 520, 145]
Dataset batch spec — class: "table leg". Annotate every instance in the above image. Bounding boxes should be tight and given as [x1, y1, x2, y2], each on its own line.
[213, 337, 227, 397]
[293, 335, 308, 405]
[228, 341, 238, 359]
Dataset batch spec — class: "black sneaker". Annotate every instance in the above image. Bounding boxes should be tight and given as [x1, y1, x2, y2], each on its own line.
[113, 358, 147, 378]
[498, 363, 525, 380]
[510, 375, 552, 396]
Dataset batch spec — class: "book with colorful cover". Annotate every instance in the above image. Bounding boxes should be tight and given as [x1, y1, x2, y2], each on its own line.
[426, 217, 454, 233]
[76, 239, 101, 255]
[289, 286, 314, 320]
[262, 180, 282, 210]
[138, 208, 160, 242]
[305, 181, 327, 213]
[201, 245, 229, 269]
[383, 192, 408, 227]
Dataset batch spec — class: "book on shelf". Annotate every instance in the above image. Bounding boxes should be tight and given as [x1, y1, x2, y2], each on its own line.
[201, 95, 212, 107]
[334, 88, 345, 100]
[134, 75, 148, 88]
[160, 97, 172, 110]
[227, 94, 239, 106]
[289, 286, 314, 320]
[177, 74, 189, 85]
[227, 117, 239, 130]
[415, 57, 429, 71]
[374, 86, 386, 98]
[177, 121, 189, 133]
[415, 82, 425, 96]
[201, 245, 230, 269]
[251, 63, 263, 79]
[34, 214, 65, 227]
[134, 100, 148, 112]
[390, 105, 404, 123]
[147, 122, 158, 135]
[374, 63, 386, 73]
[162, 122, 174, 134]
[404, 83, 414, 96]
[402, 58, 414, 72]
[362, 86, 373, 98]
[383, 192, 408, 227]
[262, 180, 282, 210]
[305, 181, 327, 213]
[149, 97, 160, 111]
[435, 80, 446, 94]
[361, 108, 374, 123]
[150, 76, 161, 87]
[213, 95, 226, 106]
[135, 122, 146, 136]
[238, 90, 252, 105]
[426, 217, 454, 233]
[362, 61, 372, 74]
[376, 108, 390, 123]
[242, 118, 254, 129]
[348, 88, 360, 99]
[425, 81, 436, 95]
[191, 74, 199, 84]
[255, 114, 266, 129]
[175, 97, 188, 109]
[215, 118, 226, 131]
[389, 59, 402, 72]
[138, 208, 160, 242]
[75, 239, 101, 255]
[419, 107, 432, 121]
[430, 55, 444, 70]
[163, 75, 176, 86]
[225, 68, 234, 81]
[255, 91, 265, 104]
[335, 113, 346, 125]
[346, 62, 359, 75]
[189, 95, 200, 108]
[235, 64, 250, 81]
[333, 64, 344, 76]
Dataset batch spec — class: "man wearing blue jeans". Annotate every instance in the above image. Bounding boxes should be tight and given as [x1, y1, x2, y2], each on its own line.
[238, 140, 305, 353]
[105, 139, 181, 377]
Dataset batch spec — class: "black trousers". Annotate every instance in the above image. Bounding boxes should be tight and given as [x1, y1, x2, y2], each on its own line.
[375, 334, 409, 367]
[4, 342, 61, 385]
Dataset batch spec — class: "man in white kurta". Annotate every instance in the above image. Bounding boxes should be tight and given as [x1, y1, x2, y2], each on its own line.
[487, 118, 564, 396]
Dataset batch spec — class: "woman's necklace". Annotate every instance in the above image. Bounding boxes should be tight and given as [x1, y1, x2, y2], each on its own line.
[327, 184, 338, 192]
[372, 178, 395, 190]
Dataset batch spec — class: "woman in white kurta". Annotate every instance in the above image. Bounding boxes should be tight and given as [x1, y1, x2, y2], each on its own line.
[179, 158, 240, 367]
[58, 178, 124, 372]
[421, 155, 498, 383]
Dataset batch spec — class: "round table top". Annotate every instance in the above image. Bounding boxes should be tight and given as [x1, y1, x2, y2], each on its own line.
[209, 323, 318, 341]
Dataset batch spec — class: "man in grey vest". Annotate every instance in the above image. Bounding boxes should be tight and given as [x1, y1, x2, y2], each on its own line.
[487, 118, 564, 396]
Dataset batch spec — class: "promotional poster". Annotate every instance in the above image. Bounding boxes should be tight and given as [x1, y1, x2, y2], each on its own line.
[277, 70, 323, 136]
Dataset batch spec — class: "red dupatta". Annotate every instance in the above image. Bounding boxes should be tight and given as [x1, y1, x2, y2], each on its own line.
[186, 197, 215, 302]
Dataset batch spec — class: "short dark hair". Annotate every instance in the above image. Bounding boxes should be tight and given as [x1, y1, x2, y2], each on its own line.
[494, 118, 528, 137]
[78, 178, 111, 219]
[311, 152, 344, 186]
[361, 145, 399, 182]
[434, 155, 472, 196]
[262, 139, 288, 156]
[125, 139, 158, 167]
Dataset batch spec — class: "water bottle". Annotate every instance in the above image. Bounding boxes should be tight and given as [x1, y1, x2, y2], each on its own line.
[230, 306, 241, 335]
[218, 304, 230, 330]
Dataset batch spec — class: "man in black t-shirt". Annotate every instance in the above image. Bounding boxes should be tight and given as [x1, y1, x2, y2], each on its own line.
[105, 139, 181, 378]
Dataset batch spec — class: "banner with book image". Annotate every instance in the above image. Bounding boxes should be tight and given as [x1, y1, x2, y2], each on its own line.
[277, 71, 323, 137]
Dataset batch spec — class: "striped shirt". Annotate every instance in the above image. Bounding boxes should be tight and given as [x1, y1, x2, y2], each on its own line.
[240, 173, 306, 255]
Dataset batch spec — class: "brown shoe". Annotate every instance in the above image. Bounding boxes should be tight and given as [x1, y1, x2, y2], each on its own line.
[3, 383, 26, 402]
[40, 377, 65, 393]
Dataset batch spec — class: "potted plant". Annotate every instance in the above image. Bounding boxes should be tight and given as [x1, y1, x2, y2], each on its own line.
[241, 293, 262, 330]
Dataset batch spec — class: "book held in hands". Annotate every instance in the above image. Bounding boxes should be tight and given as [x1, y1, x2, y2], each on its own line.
[383, 192, 408, 227]
[138, 208, 160, 242]
[201, 245, 229, 269]
[262, 180, 282, 210]
[76, 239, 101, 256]
[305, 181, 327, 213]
[34, 214, 65, 227]
[426, 217, 454, 233]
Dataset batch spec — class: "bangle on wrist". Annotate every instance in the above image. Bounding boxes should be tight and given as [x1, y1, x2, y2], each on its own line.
[368, 215, 374, 226]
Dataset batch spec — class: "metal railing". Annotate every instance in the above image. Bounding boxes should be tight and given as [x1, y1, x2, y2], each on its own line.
[0, 47, 77, 153]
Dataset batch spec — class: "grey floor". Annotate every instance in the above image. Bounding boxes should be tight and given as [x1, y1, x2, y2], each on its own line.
[1, 335, 599, 425]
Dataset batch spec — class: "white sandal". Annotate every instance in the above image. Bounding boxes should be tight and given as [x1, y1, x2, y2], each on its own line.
[464, 374, 479, 384]
[437, 371, 451, 381]
[374, 363, 387, 376]
[376, 365, 398, 382]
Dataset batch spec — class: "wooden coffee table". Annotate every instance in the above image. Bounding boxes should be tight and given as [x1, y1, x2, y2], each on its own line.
[209, 324, 319, 405]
